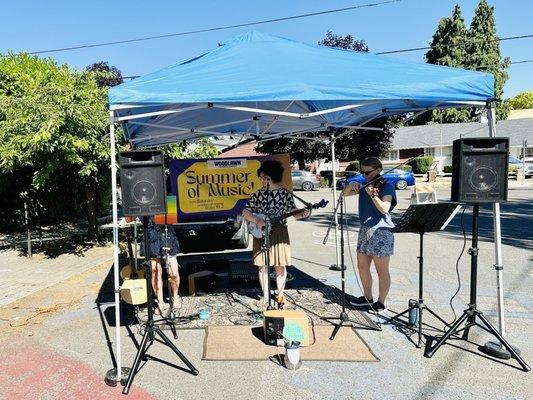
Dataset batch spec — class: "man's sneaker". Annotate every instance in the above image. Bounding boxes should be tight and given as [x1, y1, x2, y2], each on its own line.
[371, 301, 387, 313]
[349, 296, 373, 308]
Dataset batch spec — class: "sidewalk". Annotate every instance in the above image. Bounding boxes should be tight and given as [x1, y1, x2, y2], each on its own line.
[0, 245, 113, 307]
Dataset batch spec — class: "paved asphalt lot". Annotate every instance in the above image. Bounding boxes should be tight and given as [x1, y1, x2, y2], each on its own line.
[0, 184, 531, 399]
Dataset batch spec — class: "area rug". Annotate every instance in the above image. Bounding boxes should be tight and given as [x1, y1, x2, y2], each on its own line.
[202, 325, 379, 362]
[149, 286, 378, 330]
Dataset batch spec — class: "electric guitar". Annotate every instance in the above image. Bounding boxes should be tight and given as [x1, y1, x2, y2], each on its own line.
[248, 199, 328, 239]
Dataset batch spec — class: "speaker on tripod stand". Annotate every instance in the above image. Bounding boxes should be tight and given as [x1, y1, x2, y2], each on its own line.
[117, 150, 199, 394]
[119, 150, 167, 216]
[425, 138, 530, 372]
[450, 137, 509, 203]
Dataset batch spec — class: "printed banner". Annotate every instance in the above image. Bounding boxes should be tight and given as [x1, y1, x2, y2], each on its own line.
[154, 154, 290, 223]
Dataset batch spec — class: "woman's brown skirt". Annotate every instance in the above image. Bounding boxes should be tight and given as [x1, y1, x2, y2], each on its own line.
[252, 224, 291, 267]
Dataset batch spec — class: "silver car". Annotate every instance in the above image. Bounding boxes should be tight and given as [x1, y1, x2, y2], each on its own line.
[291, 170, 321, 191]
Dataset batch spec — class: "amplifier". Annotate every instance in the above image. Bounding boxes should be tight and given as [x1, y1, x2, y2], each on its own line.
[263, 309, 310, 347]
[187, 270, 217, 296]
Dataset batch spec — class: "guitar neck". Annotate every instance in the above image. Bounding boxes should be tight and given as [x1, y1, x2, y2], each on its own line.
[270, 208, 303, 224]
[260, 199, 326, 225]
[127, 237, 136, 270]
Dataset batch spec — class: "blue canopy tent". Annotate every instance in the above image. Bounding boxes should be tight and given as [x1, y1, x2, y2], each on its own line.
[109, 31, 494, 148]
[107, 31, 505, 380]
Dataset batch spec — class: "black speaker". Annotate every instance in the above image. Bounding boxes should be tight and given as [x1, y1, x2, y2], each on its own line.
[119, 150, 167, 216]
[451, 138, 509, 203]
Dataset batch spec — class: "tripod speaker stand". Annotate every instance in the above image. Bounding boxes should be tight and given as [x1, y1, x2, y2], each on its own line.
[388, 202, 462, 348]
[424, 204, 530, 372]
[122, 216, 199, 395]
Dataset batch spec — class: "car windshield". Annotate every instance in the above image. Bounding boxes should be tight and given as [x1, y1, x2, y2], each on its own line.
[509, 156, 522, 164]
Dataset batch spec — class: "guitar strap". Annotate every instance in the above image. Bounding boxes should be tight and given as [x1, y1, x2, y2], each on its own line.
[289, 190, 313, 209]
[265, 183, 273, 219]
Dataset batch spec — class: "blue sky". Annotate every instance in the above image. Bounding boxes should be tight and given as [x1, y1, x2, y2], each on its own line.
[1, 0, 531, 97]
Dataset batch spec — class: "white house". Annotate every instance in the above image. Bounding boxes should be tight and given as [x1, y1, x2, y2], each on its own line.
[383, 117, 533, 173]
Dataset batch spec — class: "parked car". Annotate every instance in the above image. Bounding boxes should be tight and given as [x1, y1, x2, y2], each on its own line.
[336, 169, 416, 190]
[508, 155, 533, 177]
[291, 170, 321, 191]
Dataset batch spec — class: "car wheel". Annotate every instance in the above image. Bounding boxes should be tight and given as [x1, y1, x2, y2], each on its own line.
[396, 179, 408, 190]
[302, 181, 314, 191]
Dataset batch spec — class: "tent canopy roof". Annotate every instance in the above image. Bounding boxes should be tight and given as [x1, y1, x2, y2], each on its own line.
[108, 31, 495, 148]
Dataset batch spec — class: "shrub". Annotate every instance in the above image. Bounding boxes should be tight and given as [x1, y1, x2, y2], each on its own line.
[345, 161, 360, 172]
[443, 165, 453, 173]
[320, 177, 330, 187]
[508, 165, 518, 174]
[409, 156, 434, 174]
[399, 165, 413, 172]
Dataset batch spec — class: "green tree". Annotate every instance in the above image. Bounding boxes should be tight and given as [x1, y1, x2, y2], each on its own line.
[509, 91, 533, 109]
[425, 5, 468, 67]
[0, 53, 114, 237]
[419, 1, 510, 124]
[465, 0, 510, 120]
[318, 30, 369, 52]
[424, 5, 472, 123]
[256, 139, 325, 170]
[85, 61, 123, 88]
[158, 138, 219, 160]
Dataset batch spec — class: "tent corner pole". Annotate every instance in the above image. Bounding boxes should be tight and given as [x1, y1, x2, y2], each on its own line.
[487, 103, 505, 338]
[109, 110, 123, 382]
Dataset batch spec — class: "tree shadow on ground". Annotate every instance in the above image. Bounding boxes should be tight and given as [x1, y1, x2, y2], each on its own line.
[0, 227, 114, 259]
[308, 197, 533, 249]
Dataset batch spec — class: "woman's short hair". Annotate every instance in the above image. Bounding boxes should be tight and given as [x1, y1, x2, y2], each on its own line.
[257, 159, 284, 183]
[361, 157, 383, 170]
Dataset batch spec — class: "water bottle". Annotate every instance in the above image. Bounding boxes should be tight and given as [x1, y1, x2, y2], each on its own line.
[284, 341, 302, 370]
[408, 299, 418, 325]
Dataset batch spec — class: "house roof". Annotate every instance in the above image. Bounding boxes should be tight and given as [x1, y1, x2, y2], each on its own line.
[391, 118, 533, 150]
[218, 140, 260, 157]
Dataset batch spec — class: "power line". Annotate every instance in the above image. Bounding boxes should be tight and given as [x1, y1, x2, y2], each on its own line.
[375, 33, 533, 55]
[27, 0, 401, 55]
[508, 59, 533, 65]
[474, 59, 533, 70]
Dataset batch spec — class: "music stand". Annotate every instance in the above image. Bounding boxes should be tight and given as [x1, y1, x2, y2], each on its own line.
[388, 202, 462, 348]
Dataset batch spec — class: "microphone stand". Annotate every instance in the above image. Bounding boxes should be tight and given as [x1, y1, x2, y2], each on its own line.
[261, 183, 273, 310]
[322, 188, 381, 338]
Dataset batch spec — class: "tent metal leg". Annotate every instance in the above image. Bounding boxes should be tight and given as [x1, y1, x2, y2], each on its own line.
[109, 111, 123, 383]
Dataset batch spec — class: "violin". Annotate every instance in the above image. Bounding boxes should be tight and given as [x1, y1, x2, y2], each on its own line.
[365, 175, 387, 198]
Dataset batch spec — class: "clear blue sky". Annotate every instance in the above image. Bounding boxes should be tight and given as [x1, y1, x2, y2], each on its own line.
[1, 0, 531, 97]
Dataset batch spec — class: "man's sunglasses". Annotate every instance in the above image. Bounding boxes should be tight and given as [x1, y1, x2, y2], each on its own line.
[362, 169, 376, 176]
